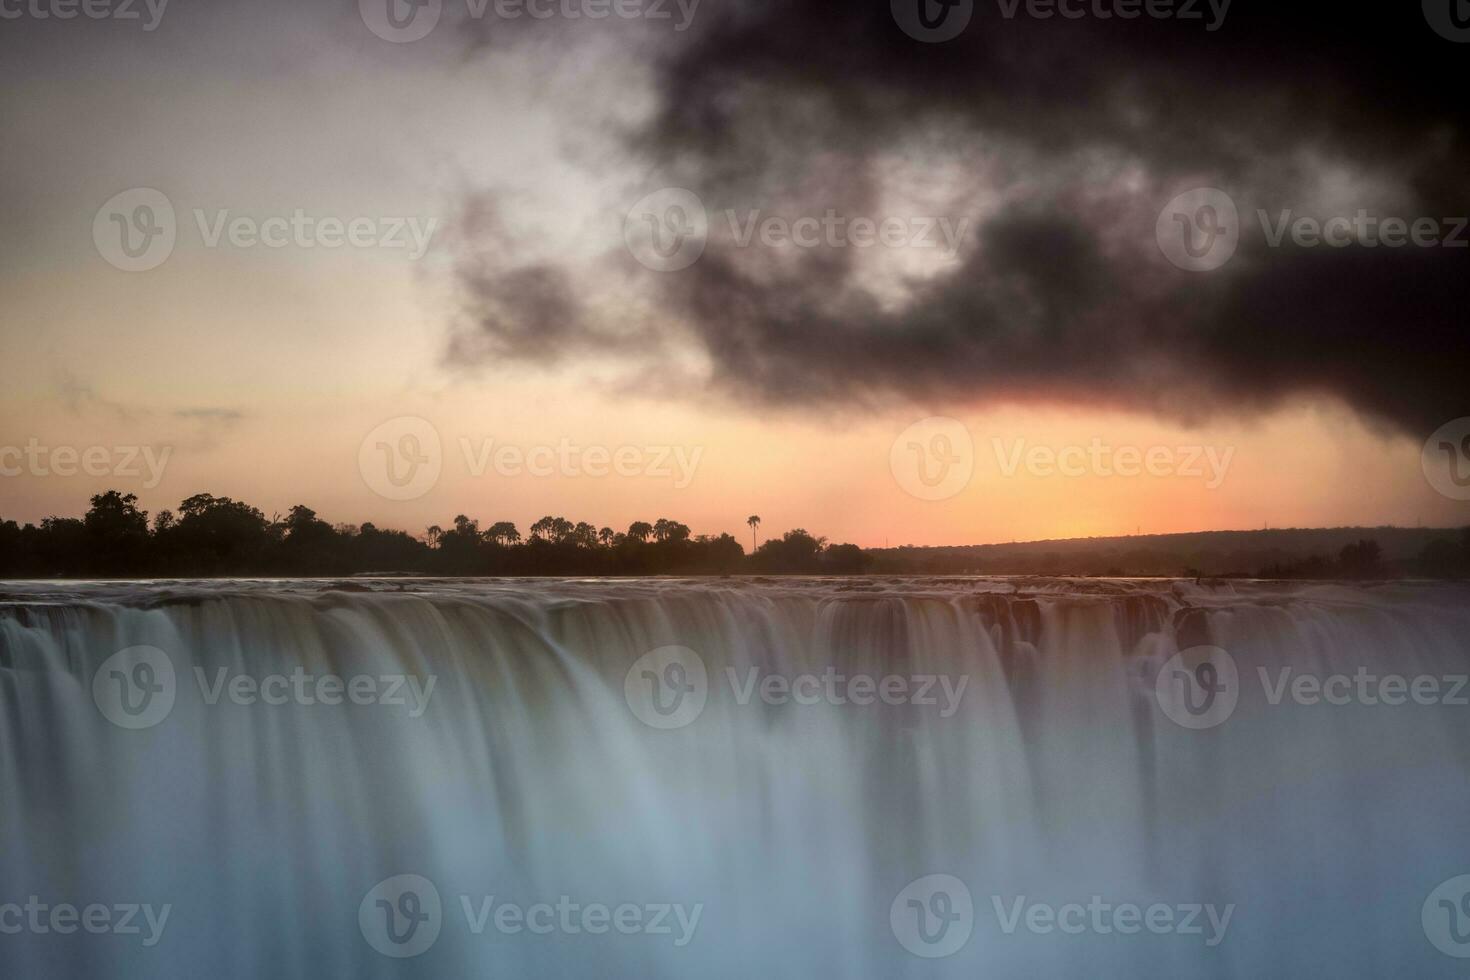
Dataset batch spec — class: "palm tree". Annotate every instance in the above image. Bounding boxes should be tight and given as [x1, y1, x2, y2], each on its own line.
[485, 522, 520, 546]
[598, 527, 615, 548]
[747, 515, 761, 553]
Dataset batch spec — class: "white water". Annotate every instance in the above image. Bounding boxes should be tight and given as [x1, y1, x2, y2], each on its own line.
[2, 577, 1469, 978]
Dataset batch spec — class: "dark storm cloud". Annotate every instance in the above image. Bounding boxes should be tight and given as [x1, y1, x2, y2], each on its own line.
[444, 193, 664, 366]
[449, 263, 593, 363]
[453, 0, 1470, 433]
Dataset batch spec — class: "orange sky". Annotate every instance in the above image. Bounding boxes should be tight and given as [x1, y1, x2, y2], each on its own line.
[2, 7, 1466, 546]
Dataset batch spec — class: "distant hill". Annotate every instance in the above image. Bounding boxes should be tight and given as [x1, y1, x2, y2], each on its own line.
[866, 526, 1470, 577]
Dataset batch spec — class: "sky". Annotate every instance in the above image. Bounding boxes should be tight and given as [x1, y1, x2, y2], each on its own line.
[1, 0, 1467, 547]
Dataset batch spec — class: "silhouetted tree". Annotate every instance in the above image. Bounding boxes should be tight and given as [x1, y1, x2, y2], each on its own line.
[1338, 539, 1384, 579]
[652, 518, 691, 544]
[279, 504, 339, 574]
[485, 522, 520, 546]
[822, 543, 868, 574]
[284, 505, 333, 544]
[753, 528, 826, 573]
[83, 491, 149, 575]
[1417, 532, 1470, 579]
[436, 516, 484, 572]
[35, 516, 86, 574]
[1418, 538, 1462, 578]
[169, 494, 272, 574]
[0, 519, 19, 577]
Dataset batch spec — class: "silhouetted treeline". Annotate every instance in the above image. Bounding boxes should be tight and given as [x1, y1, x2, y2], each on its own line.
[5, 493, 1466, 581]
[868, 527, 1470, 579]
[0, 491, 871, 579]
[1258, 534, 1470, 581]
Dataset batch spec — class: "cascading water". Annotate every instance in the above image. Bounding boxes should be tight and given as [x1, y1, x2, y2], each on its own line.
[2, 577, 1469, 978]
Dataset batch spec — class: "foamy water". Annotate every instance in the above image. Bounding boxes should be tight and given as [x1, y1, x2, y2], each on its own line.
[2, 577, 1469, 978]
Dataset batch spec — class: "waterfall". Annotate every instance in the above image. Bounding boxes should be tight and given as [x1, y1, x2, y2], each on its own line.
[2, 578, 1469, 978]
